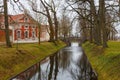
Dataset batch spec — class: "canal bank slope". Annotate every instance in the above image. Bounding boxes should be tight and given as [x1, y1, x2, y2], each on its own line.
[0, 41, 66, 80]
[82, 41, 120, 80]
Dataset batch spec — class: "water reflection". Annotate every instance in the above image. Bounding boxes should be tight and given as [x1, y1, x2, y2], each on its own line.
[10, 42, 97, 80]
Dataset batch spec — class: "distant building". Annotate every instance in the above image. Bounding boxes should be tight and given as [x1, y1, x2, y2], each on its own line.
[0, 13, 49, 43]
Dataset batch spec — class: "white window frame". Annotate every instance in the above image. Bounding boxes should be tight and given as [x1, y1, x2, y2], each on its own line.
[24, 17, 28, 22]
[0, 25, 5, 29]
[24, 30, 29, 39]
[16, 30, 21, 40]
[32, 30, 36, 39]
[24, 25, 29, 29]
[32, 26, 36, 29]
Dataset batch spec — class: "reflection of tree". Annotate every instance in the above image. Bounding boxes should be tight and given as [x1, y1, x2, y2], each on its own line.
[11, 63, 41, 80]
[37, 63, 41, 80]
[48, 55, 54, 80]
[35, 54, 58, 80]
[11, 45, 98, 80]
[54, 53, 59, 80]
[48, 53, 59, 80]
[58, 49, 71, 70]
[47, 48, 72, 80]
[69, 51, 98, 80]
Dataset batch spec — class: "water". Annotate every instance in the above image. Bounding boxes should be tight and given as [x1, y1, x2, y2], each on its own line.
[10, 42, 97, 80]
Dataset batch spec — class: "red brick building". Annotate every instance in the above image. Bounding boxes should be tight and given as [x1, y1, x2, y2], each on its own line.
[0, 13, 49, 43]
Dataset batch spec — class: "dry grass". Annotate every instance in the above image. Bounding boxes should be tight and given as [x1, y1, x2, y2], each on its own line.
[0, 41, 66, 80]
[82, 41, 120, 80]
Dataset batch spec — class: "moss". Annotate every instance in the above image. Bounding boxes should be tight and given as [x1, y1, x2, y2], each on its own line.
[82, 41, 120, 80]
[0, 41, 66, 80]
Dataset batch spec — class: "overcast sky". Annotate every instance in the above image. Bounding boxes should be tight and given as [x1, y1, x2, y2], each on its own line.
[8, 0, 30, 14]
[7, 0, 120, 35]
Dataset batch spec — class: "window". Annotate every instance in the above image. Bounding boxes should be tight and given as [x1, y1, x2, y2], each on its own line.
[25, 26, 28, 29]
[17, 30, 21, 39]
[32, 31, 36, 39]
[32, 26, 36, 29]
[0, 26, 5, 29]
[24, 31, 29, 39]
[24, 17, 28, 22]
[33, 26, 35, 28]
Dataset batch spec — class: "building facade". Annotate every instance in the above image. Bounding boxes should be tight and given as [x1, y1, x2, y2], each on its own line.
[0, 13, 49, 43]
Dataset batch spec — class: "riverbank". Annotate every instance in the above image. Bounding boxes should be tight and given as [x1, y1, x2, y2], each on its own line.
[0, 41, 66, 80]
[82, 41, 120, 80]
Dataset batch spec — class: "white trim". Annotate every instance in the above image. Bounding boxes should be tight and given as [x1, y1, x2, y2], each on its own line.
[24, 17, 29, 22]
[32, 30, 36, 40]
[12, 28, 14, 42]
[32, 25, 36, 28]
[18, 24, 21, 29]
[24, 30, 29, 39]
[16, 30, 21, 40]
[13, 39, 38, 43]
[1, 25, 5, 29]
[24, 25, 29, 29]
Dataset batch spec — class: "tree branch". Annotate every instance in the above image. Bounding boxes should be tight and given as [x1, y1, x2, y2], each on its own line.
[32, 7, 48, 16]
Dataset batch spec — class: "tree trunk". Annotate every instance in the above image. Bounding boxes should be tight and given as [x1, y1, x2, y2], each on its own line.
[99, 0, 108, 47]
[90, 0, 101, 45]
[47, 14, 54, 42]
[89, 25, 93, 43]
[89, 12, 93, 43]
[54, 12, 58, 41]
[38, 24, 41, 45]
[90, 0, 97, 44]
[4, 0, 12, 47]
[40, 0, 55, 42]
[119, 0, 120, 19]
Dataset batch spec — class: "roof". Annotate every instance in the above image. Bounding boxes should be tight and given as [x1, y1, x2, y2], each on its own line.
[10, 14, 24, 21]
[0, 13, 37, 25]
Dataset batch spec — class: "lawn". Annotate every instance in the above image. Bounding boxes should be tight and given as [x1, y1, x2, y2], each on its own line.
[82, 41, 120, 80]
[0, 41, 66, 80]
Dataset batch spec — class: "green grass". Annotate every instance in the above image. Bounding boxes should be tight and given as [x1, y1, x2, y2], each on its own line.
[0, 41, 66, 80]
[82, 41, 120, 80]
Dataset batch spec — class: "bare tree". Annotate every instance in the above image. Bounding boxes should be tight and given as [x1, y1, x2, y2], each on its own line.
[59, 12, 72, 40]
[99, 0, 107, 47]
[4, 0, 12, 47]
[65, 0, 119, 47]
[30, 0, 62, 42]
[31, 0, 55, 42]
[44, 0, 59, 41]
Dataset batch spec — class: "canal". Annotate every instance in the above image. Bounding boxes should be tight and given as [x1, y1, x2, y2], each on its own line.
[10, 42, 97, 80]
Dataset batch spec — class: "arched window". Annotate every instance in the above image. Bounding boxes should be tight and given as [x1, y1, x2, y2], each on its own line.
[24, 17, 28, 22]
[17, 30, 21, 39]
[24, 31, 29, 39]
[32, 30, 36, 39]
[25, 25, 28, 29]
[0, 25, 5, 29]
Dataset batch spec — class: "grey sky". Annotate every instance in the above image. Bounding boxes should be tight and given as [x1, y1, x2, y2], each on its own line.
[7, 0, 120, 35]
[8, 0, 30, 14]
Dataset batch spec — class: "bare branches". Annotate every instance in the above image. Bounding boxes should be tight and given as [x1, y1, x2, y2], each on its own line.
[32, 7, 47, 16]
[66, 1, 93, 25]
[44, 0, 55, 13]
[30, 0, 48, 16]
[13, 0, 19, 3]
[34, 10, 47, 16]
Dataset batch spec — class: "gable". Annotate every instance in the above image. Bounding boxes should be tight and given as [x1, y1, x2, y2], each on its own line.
[10, 14, 37, 24]
[0, 13, 40, 30]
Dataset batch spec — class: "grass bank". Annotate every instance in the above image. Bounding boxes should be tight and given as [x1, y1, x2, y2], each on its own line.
[0, 41, 66, 80]
[82, 41, 120, 80]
